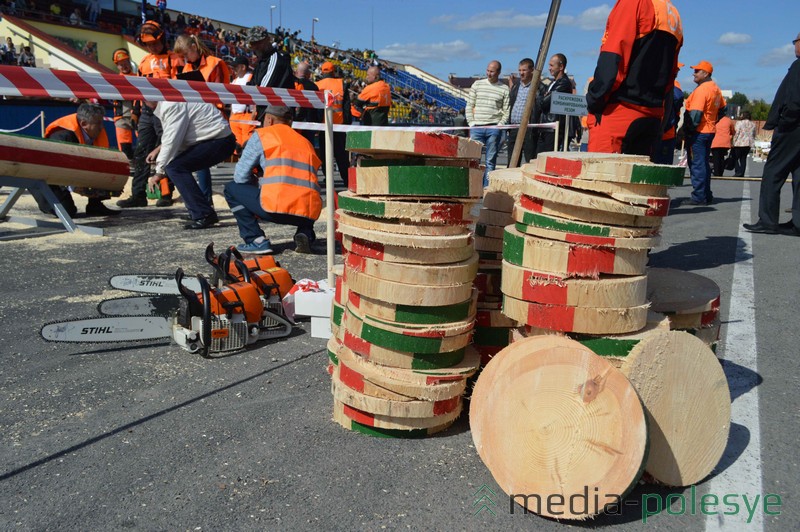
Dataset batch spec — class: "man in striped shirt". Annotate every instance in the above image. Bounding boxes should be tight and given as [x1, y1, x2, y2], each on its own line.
[467, 60, 510, 186]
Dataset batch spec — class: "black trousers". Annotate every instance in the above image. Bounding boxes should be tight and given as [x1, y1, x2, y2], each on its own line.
[711, 147, 729, 177]
[318, 131, 350, 186]
[731, 146, 750, 177]
[757, 127, 800, 228]
[506, 126, 538, 167]
[130, 111, 162, 198]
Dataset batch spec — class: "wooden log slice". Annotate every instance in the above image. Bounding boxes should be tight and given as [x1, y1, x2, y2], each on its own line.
[477, 207, 514, 227]
[337, 191, 475, 223]
[332, 366, 462, 418]
[475, 309, 517, 328]
[331, 299, 344, 329]
[522, 163, 669, 197]
[335, 343, 467, 400]
[513, 200, 660, 238]
[647, 268, 721, 314]
[483, 191, 516, 212]
[513, 222, 660, 250]
[346, 130, 483, 159]
[328, 337, 480, 384]
[501, 260, 647, 308]
[518, 194, 663, 228]
[344, 267, 474, 306]
[523, 175, 668, 218]
[333, 270, 348, 305]
[338, 327, 468, 369]
[338, 218, 472, 249]
[503, 294, 649, 334]
[0, 132, 130, 191]
[486, 166, 525, 194]
[348, 164, 483, 198]
[344, 251, 478, 286]
[342, 235, 474, 265]
[335, 358, 422, 401]
[620, 331, 731, 486]
[343, 305, 474, 353]
[661, 308, 720, 330]
[474, 235, 504, 253]
[348, 289, 476, 325]
[503, 226, 650, 277]
[470, 335, 648, 519]
[332, 400, 458, 437]
[475, 223, 506, 239]
[535, 151, 685, 186]
[335, 210, 470, 236]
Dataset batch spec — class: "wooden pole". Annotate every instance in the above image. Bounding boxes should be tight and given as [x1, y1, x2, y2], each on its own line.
[324, 104, 335, 286]
[508, 0, 562, 168]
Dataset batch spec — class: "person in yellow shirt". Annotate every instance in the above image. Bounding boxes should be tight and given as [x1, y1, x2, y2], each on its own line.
[682, 60, 726, 205]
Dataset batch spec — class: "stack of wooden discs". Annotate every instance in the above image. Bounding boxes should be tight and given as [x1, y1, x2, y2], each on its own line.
[501, 152, 683, 336]
[472, 168, 523, 364]
[328, 130, 484, 437]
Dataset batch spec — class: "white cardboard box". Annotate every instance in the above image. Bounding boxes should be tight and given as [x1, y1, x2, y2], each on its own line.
[310, 316, 332, 339]
[293, 280, 335, 318]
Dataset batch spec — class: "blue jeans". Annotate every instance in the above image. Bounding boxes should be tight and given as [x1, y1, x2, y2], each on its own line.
[470, 127, 504, 187]
[223, 181, 315, 243]
[165, 135, 235, 220]
[688, 132, 714, 203]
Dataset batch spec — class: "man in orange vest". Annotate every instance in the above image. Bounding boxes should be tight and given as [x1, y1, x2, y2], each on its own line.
[353, 66, 392, 126]
[682, 60, 726, 205]
[117, 20, 184, 209]
[586, 0, 683, 156]
[316, 61, 351, 185]
[111, 48, 138, 162]
[224, 104, 322, 254]
[32, 103, 120, 217]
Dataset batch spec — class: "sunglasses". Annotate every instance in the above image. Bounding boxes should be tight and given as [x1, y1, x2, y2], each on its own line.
[794, 39, 800, 44]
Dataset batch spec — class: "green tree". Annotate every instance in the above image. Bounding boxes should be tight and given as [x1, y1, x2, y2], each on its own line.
[749, 99, 771, 121]
[728, 91, 750, 108]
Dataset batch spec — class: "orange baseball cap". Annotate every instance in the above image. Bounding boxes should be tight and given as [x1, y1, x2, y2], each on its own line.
[139, 20, 164, 43]
[321, 62, 335, 73]
[690, 60, 713, 74]
[113, 49, 130, 63]
[677, 62, 685, 68]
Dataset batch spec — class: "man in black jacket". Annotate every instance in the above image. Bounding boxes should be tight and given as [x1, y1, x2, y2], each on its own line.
[743, 32, 800, 236]
[246, 26, 294, 121]
[507, 57, 538, 166]
[536, 54, 572, 154]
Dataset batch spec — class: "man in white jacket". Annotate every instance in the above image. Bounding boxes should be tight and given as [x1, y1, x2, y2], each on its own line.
[145, 101, 235, 229]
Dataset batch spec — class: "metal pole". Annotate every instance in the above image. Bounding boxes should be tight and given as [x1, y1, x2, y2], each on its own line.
[324, 104, 335, 287]
[562, 118, 569, 151]
[279, 0, 282, 28]
[509, 0, 562, 168]
[553, 121, 559, 151]
[39, 111, 45, 136]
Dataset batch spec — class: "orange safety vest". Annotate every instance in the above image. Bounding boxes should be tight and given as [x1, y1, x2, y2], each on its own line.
[139, 51, 184, 79]
[256, 124, 322, 221]
[182, 54, 231, 83]
[316, 77, 345, 124]
[45, 114, 109, 148]
[686, 79, 725, 134]
[357, 80, 392, 110]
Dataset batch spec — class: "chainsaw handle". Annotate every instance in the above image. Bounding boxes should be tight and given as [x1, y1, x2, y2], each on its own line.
[206, 242, 238, 285]
[232, 259, 251, 283]
[197, 275, 212, 358]
[227, 245, 244, 261]
[175, 268, 203, 318]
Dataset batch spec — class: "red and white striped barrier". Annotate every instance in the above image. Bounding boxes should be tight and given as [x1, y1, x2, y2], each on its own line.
[0, 65, 325, 109]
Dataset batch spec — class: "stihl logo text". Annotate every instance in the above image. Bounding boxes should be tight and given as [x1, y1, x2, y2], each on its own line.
[138, 280, 167, 287]
[81, 327, 114, 334]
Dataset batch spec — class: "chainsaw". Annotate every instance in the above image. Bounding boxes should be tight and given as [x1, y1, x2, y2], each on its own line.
[40, 244, 295, 357]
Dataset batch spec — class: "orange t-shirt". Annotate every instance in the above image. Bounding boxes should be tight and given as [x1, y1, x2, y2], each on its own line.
[686, 80, 725, 134]
[711, 115, 735, 148]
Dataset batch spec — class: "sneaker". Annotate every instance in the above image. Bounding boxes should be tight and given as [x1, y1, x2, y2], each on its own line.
[237, 239, 273, 254]
[293, 233, 312, 254]
[116, 195, 147, 208]
[156, 195, 173, 207]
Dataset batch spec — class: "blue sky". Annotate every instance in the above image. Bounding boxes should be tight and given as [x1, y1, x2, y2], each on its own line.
[167, 0, 799, 101]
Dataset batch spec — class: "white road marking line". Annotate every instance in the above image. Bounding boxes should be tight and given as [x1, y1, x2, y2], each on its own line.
[705, 182, 763, 531]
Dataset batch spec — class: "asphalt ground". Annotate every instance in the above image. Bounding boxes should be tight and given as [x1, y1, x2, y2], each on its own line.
[0, 157, 797, 531]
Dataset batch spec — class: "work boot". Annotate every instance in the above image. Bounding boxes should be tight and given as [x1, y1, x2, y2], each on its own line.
[156, 195, 174, 207]
[86, 198, 121, 216]
[117, 195, 147, 208]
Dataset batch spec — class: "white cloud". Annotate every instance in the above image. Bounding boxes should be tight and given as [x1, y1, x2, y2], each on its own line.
[574, 4, 612, 30]
[377, 40, 480, 65]
[758, 44, 795, 66]
[718, 32, 752, 45]
[430, 14, 454, 25]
